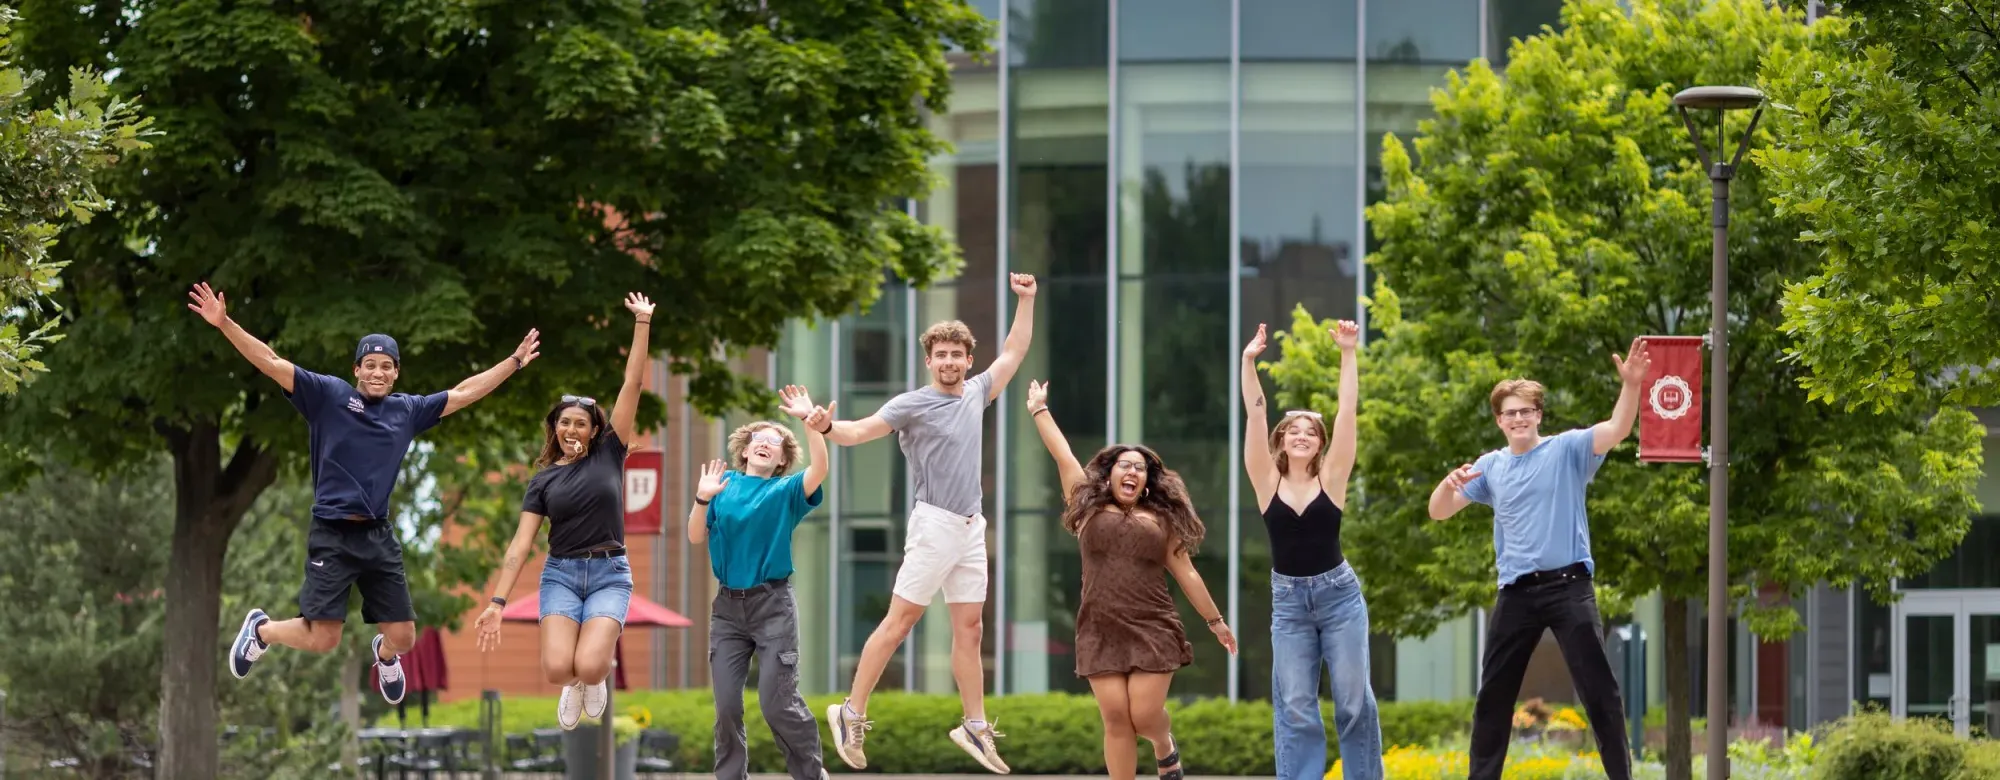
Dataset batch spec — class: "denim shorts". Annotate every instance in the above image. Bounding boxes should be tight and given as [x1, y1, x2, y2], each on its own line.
[539, 554, 633, 627]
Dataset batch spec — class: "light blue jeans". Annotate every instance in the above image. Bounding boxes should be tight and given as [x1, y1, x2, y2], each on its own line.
[1271, 563, 1383, 780]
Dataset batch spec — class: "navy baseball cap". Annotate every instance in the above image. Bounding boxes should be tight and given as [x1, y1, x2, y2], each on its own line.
[355, 334, 401, 366]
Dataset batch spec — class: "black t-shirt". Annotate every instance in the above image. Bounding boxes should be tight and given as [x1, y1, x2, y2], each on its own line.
[523, 430, 629, 557]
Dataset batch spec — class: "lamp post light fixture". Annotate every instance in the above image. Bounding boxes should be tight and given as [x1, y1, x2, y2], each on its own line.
[1672, 84, 1764, 780]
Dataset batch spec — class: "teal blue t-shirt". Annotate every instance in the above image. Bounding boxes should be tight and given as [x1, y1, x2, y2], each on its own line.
[705, 470, 824, 589]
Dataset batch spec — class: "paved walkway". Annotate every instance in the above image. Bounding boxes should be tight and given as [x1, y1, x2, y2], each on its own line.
[482, 775, 1266, 780]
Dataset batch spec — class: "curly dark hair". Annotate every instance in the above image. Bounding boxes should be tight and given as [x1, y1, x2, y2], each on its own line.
[1060, 444, 1206, 556]
[532, 398, 610, 470]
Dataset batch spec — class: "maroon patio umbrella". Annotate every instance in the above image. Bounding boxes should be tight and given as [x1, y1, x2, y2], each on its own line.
[500, 591, 693, 780]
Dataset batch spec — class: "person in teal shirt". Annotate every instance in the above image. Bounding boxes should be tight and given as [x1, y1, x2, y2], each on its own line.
[689, 385, 829, 780]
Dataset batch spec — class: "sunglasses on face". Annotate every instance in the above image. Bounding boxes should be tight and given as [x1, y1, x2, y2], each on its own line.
[562, 395, 597, 406]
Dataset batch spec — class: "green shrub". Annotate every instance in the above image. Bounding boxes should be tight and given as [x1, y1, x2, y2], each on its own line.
[1960, 740, 2000, 780]
[1809, 712, 1972, 780]
[407, 691, 1473, 774]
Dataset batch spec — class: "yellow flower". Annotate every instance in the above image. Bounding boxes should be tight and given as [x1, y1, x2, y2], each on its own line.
[1547, 707, 1587, 731]
[622, 704, 653, 729]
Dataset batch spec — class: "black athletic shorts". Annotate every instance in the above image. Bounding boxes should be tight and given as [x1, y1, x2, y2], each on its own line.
[297, 518, 415, 624]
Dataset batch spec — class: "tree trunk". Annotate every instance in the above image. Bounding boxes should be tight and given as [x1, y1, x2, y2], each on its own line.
[1663, 595, 1693, 780]
[154, 422, 278, 780]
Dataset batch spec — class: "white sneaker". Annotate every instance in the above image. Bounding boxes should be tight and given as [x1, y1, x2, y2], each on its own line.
[582, 679, 608, 718]
[950, 719, 1010, 775]
[828, 700, 872, 769]
[557, 682, 584, 730]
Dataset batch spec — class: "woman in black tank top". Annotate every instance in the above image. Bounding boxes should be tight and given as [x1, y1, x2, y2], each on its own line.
[1240, 321, 1384, 780]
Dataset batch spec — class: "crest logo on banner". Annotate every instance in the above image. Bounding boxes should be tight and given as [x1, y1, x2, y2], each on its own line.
[624, 450, 663, 534]
[1638, 336, 1705, 463]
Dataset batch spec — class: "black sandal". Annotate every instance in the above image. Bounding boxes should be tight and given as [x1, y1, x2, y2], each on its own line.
[1157, 736, 1183, 780]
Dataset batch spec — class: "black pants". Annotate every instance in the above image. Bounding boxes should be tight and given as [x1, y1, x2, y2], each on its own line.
[1469, 569, 1630, 780]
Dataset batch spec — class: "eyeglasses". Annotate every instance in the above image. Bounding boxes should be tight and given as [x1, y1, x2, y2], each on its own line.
[561, 395, 597, 406]
[750, 431, 786, 445]
[1282, 410, 1323, 421]
[1498, 407, 1541, 420]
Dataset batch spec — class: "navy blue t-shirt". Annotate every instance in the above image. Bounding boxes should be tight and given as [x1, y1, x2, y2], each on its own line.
[286, 365, 449, 521]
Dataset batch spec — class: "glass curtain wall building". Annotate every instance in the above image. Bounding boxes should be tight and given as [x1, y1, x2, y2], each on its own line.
[760, 0, 1565, 701]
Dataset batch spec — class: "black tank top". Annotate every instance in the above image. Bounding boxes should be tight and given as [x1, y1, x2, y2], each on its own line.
[1261, 489, 1345, 577]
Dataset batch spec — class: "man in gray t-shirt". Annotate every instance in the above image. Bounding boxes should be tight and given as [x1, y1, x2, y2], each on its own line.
[805, 273, 1037, 775]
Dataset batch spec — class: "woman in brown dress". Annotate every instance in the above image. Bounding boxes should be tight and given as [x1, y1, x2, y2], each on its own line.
[1024, 379, 1237, 780]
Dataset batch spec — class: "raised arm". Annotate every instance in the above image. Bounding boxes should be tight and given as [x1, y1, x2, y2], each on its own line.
[1428, 463, 1481, 520]
[1322, 321, 1361, 505]
[1024, 380, 1086, 499]
[471, 510, 546, 652]
[1591, 337, 1652, 455]
[187, 282, 298, 392]
[981, 273, 1039, 402]
[609, 293, 653, 444]
[1166, 543, 1237, 656]
[687, 460, 727, 545]
[443, 329, 541, 417]
[784, 387, 832, 497]
[1240, 324, 1277, 509]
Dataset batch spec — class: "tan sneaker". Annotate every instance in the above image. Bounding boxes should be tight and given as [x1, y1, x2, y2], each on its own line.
[950, 719, 1010, 775]
[827, 700, 872, 769]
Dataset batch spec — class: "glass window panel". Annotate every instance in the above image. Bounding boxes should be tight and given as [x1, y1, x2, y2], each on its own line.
[1242, 0, 1356, 61]
[775, 320, 836, 693]
[1366, 0, 1480, 64]
[1907, 515, 2000, 589]
[1972, 614, 1999, 738]
[1855, 593, 1891, 710]
[1009, 0, 1110, 69]
[1118, 0, 1229, 63]
[1118, 64, 1229, 277]
[1488, 0, 1567, 70]
[1365, 62, 1455, 205]
[1906, 615, 1954, 720]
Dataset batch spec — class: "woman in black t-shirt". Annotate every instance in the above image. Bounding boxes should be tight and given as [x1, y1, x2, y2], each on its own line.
[471, 293, 653, 731]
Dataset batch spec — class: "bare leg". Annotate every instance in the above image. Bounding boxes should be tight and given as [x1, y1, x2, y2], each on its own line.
[573, 617, 622, 685]
[541, 617, 581, 686]
[1088, 674, 1138, 780]
[947, 601, 988, 722]
[846, 596, 925, 714]
[375, 621, 416, 659]
[1127, 672, 1179, 776]
[256, 618, 343, 654]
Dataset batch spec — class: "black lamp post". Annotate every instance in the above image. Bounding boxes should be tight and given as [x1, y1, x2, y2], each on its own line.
[1671, 84, 1764, 780]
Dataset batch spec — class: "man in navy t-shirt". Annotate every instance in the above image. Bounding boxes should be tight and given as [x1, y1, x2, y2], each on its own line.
[1428, 338, 1651, 780]
[186, 282, 540, 705]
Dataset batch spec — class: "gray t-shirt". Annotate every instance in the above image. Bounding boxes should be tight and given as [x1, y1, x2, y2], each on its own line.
[876, 371, 995, 517]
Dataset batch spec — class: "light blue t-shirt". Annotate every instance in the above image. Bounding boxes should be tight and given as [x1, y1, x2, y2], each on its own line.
[705, 470, 824, 590]
[1460, 427, 1605, 587]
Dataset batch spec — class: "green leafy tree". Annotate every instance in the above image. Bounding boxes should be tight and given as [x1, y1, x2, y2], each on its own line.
[0, 5, 152, 393]
[2, 2, 991, 777]
[1263, 2, 1982, 776]
[1759, 1, 2000, 411]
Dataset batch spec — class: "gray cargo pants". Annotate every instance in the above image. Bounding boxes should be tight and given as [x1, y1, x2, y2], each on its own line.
[710, 579, 824, 780]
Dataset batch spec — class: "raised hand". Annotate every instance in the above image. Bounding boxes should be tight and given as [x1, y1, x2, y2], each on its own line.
[1244, 323, 1268, 360]
[624, 292, 655, 319]
[696, 459, 729, 501]
[512, 329, 542, 368]
[779, 385, 815, 420]
[1026, 379, 1049, 412]
[1614, 337, 1652, 385]
[1009, 273, 1037, 298]
[1444, 463, 1482, 493]
[1211, 621, 1238, 655]
[186, 282, 229, 328]
[474, 605, 503, 652]
[1330, 320, 1360, 351]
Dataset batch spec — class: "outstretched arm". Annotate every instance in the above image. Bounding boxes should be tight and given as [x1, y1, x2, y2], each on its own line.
[1322, 321, 1361, 505]
[443, 329, 541, 417]
[1591, 337, 1652, 455]
[1428, 463, 1481, 520]
[610, 293, 654, 444]
[1240, 324, 1277, 509]
[186, 282, 298, 393]
[1166, 544, 1237, 655]
[1024, 380, 1086, 499]
[812, 410, 893, 447]
[982, 274, 1039, 402]
[785, 387, 832, 497]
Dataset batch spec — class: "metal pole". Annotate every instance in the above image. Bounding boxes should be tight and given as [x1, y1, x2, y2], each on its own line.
[1704, 162, 1731, 780]
[603, 655, 617, 780]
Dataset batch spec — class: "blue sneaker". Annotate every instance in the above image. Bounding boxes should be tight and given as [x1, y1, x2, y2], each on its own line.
[228, 609, 269, 679]
[372, 635, 406, 705]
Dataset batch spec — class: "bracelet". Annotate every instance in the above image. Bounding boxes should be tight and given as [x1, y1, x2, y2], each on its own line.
[816, 419, 833, 435]
[695, 496, 710, 506]
[1205, 616, 1224, 627]
[490, 596, 507, 607]
[509, 355, 523, 369]
[1030, 406, 1050, 418]
[636, 318, 650, 325]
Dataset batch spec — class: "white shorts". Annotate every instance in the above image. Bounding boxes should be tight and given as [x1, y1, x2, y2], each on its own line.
[892, 501, 990, 606]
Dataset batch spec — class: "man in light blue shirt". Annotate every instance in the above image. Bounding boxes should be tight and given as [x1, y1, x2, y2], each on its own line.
[1429, 339, 1651, 780]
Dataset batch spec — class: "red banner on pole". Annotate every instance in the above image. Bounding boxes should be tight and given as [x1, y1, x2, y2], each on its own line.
[1639, 336, 1705, 463]
[624, 449, 663, 534]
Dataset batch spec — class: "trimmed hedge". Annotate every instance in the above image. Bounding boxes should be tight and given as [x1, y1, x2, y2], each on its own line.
[1811, 711, 2000, 780]
[408, 691, 1472, 774]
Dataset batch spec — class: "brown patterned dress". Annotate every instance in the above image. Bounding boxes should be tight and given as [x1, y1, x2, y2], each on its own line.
[1073, 506, 1195, 678]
